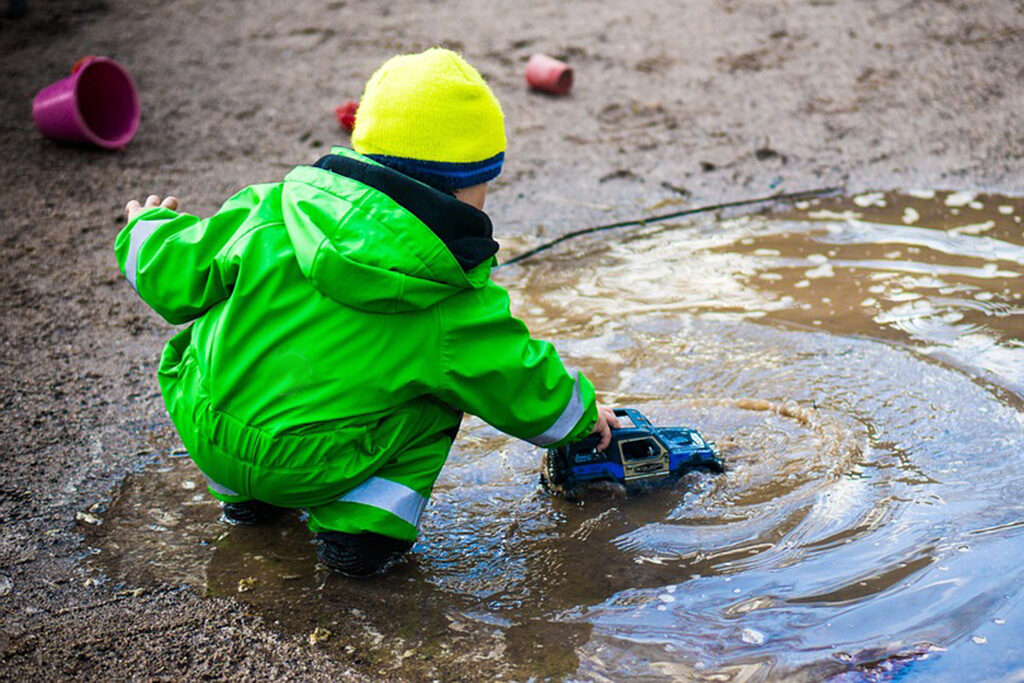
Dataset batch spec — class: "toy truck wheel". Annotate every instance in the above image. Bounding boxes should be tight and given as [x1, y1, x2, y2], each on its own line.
[540, 449, 569, 494]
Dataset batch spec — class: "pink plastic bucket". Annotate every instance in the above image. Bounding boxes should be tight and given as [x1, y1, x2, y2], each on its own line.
[525, 54, 574, 95]
[32, 56, 140, 149]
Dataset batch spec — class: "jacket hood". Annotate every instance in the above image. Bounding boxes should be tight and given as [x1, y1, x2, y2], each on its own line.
[281, 147, 499, 312]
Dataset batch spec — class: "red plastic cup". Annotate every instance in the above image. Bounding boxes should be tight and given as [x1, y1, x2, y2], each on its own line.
[32, 56, 140, 149]
[525, 54, 574, 95]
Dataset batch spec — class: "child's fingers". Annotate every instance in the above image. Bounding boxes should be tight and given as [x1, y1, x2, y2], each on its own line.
[597, 404, 621, 430]
[596, 422, 612, 451]
[125, 195, 177, 222]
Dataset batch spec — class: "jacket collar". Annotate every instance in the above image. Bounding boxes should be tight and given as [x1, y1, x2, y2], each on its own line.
[312, 151, 499, 272]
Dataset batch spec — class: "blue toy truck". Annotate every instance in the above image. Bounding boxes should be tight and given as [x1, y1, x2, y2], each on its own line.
[541, 408, 723, 495]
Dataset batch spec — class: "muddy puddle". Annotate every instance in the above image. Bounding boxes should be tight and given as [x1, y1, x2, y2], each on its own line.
[89, 191, 1024, 681]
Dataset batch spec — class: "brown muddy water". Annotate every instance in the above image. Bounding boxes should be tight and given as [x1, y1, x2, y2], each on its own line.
[89, 191, 1024, 681]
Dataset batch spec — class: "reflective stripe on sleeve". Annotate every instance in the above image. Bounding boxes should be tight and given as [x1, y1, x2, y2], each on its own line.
[337, 477, 429, 528]
[204, 474, 240, 497]
[526, 372, 585, 446]
[125, 219, 171, 291]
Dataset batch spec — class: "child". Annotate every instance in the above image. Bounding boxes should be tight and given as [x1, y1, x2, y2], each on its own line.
[116, 48, 619, 577]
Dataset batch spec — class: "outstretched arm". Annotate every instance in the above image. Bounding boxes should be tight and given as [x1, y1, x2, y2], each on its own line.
[115, 187, 264, 324]
[437, 281, 619, 449]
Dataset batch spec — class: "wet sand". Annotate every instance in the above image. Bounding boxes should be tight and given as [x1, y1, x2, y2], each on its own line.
[3, 1, 1024, 680]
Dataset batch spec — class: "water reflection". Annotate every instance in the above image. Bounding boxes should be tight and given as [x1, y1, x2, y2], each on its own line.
[93, 192, 1024, 680]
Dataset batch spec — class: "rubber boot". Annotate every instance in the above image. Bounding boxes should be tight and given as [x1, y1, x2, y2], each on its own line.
[316, 531, 413, 578]
[221, 500, 287, 526]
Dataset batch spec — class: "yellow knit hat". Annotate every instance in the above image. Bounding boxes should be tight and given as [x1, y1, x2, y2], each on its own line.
[352, 48, 506, 191]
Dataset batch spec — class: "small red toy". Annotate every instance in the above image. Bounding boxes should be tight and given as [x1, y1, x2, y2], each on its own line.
[334, 100, 359, 132]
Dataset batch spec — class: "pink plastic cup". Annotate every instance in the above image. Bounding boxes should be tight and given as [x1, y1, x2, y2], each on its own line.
[32, 56, 140, 149]
[525, 53, 574, 96]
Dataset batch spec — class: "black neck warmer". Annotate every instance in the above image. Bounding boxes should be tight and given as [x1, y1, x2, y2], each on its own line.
[312, 154, 500, 272]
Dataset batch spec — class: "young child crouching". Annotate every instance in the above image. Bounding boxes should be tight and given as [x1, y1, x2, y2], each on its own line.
[116, 48, 618, 577]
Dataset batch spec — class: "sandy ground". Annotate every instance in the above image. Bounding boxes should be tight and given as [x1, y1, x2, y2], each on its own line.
[2, 0, 1023, 679]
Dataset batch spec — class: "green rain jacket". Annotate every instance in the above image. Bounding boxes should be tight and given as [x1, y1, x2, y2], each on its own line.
[114, 147, 598, 505]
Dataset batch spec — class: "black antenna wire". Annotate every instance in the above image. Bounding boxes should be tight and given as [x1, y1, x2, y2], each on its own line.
[501, 186, 843, 266]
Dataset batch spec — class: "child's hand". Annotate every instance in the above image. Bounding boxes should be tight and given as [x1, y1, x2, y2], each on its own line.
[592, 403, 621, 451]
[125, 195, 179, 222]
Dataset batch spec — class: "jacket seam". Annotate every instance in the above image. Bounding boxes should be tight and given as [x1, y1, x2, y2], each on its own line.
[436, 299, 449, 396]
[307, 201, 360, 286]
[202, 220, 285, 385]
[182, 346, 270, 438]
[309, 235, 329, 285]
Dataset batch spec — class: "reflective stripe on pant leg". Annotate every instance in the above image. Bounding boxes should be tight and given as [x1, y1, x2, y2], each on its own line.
[337, 477, 428, 529]
[306, 433, 452, 539]
[204, 473, 240, 497]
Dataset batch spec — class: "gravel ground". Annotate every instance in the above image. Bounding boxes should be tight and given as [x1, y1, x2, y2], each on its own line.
[2, 0, 1023, 679]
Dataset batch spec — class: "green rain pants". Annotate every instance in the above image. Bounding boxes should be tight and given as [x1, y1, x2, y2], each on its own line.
[161, 343, 460, 543]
